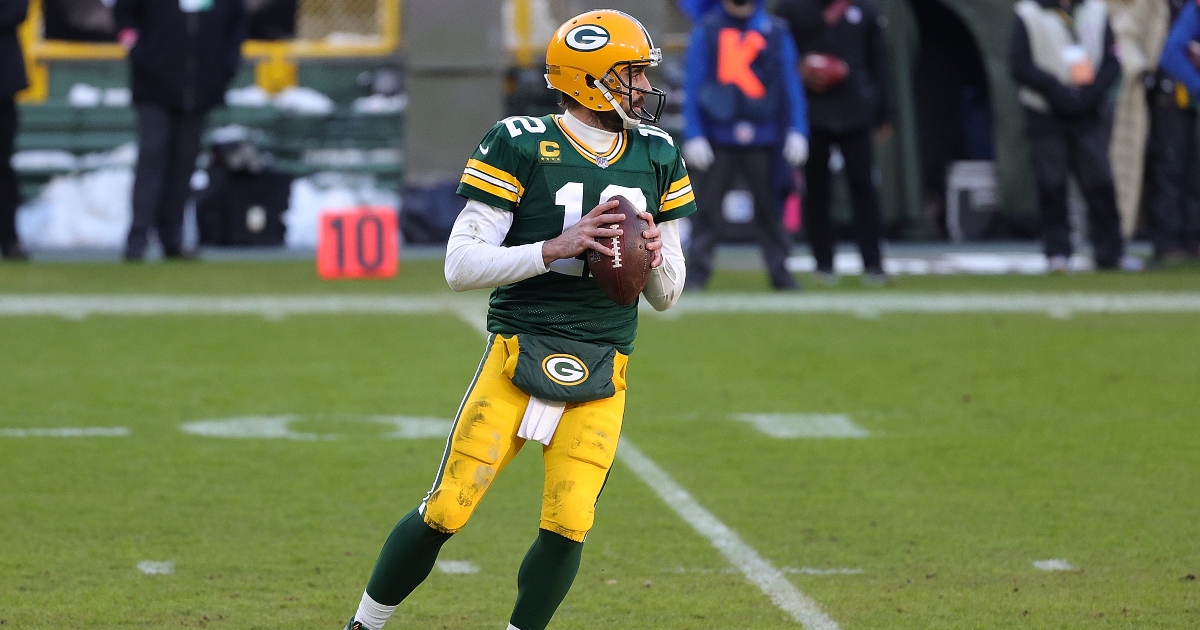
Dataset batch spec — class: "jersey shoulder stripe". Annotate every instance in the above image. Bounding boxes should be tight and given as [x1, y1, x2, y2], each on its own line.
[660, 177, 695, 213]
[631, 125, 695, 217]
[457, 120, 541, 209]
[465, 159, 524, 197]
[461, 158, 524, 203]
[461, 171, 519, 203]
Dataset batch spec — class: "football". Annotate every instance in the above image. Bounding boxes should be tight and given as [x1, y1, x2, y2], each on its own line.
[588, 195, 654, 306]
[800, 53, 850, 93]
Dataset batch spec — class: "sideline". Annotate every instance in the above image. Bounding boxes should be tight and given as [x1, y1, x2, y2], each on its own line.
[3, 292, 1200, 319]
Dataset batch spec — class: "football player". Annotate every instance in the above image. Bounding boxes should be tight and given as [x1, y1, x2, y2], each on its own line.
[343, 10, 696, 630]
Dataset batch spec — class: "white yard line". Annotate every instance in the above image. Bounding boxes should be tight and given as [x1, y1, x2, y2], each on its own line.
[0, 427, 130, 438]
[668, 292, 1200, 317]
[1033, 559, 1075, 571]
[449, 301, 491, 336]
[0, 295, 452, 318]
[435, 560, 481, 575]
[733, 414, 869, 439]
[618, 439, 839, 630]
[664, 566, 862, 576]
[3, 292, 1200, 319]
[136, 560, 175, 575]
[179, 415, 451, 440]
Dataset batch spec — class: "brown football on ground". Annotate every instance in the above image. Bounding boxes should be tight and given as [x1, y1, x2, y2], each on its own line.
[588, 195, 653, 306]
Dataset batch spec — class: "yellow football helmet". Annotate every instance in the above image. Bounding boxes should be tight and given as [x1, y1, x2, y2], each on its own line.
[545, 10, 666, 129]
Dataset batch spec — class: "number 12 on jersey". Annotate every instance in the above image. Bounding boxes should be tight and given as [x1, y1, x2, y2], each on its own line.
[549, 182, 646, 276]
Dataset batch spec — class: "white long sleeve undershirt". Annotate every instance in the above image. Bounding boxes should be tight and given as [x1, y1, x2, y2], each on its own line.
[443, 199, 546, 292]
[443, 199, 687, 311]
[642, 220, 686, 311]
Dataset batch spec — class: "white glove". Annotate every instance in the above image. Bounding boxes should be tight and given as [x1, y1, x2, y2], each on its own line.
[682, 137, 714, 172]
[783, 131, 809, 168]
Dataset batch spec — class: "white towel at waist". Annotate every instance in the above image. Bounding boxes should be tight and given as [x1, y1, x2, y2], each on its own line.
[517, 396, 566, 446]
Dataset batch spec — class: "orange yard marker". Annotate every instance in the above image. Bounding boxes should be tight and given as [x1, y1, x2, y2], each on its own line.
[317, 207, 399, 279]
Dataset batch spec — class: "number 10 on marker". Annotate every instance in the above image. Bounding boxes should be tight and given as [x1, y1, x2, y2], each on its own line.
[317, 207, 399, 279]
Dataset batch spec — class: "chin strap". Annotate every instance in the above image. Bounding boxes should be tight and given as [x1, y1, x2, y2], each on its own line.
[597, 83, 640, 130]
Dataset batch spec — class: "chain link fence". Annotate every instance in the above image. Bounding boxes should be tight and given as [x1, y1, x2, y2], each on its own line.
[296, 0, 381, 41]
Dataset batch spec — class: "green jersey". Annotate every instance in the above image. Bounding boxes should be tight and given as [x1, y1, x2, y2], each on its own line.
[456, 114, 697, 354]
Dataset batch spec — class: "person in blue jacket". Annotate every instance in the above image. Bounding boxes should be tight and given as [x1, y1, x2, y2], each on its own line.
[1161, 0, 1200, 96]
[1155, 0, 1200, 260]
[682, 0, 810, 291]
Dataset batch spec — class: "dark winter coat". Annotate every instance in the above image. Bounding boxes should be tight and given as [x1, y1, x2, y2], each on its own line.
[1007, 0, 1120, 121]
[115, 0, 247, 114]
[773, 0, 894, 133]
[0, 0, 29, 99]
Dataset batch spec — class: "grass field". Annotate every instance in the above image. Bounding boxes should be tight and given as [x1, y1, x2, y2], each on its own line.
[2, 260, 1199, 629]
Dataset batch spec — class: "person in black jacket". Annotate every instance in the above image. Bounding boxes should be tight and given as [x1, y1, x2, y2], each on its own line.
[115, 0, 246, 261]
[1008, 0, 1132, 271]
[0, 0, 29, 261]
[774, 0, 893, 285]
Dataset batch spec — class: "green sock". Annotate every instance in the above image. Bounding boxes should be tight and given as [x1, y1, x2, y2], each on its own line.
[509, 529, 585, 630]
[364, 508, 453, 606]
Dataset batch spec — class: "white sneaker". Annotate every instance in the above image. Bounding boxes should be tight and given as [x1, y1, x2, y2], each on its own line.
[1048, 256, 1070, 274]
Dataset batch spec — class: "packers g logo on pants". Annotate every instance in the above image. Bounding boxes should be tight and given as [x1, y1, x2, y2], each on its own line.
[542, 354, 589, 386]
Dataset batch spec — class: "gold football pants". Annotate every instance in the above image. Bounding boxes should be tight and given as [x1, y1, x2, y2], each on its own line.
[420, 335, 628, 542]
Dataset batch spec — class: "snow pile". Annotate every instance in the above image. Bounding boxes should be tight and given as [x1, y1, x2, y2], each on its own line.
[13, 142, 138, 174]
[225, 85, 335, 115]
[12, 150, 78, 172]
[284, 173, 399, 248]
[16, 157, 398, 250]
[17, 168, 134, 248]
[352, 93, 407, 114]
[79, 142, 138, 170]
[67, 83, 131, 108]
[268, 87, 335, 115]
[226, 86, 407, 116]
[224, 85, 272, 108]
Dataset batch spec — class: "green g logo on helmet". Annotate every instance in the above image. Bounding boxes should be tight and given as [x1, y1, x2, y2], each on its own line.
[542, 354, 589, 386]
[564, 24, 611, 52]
